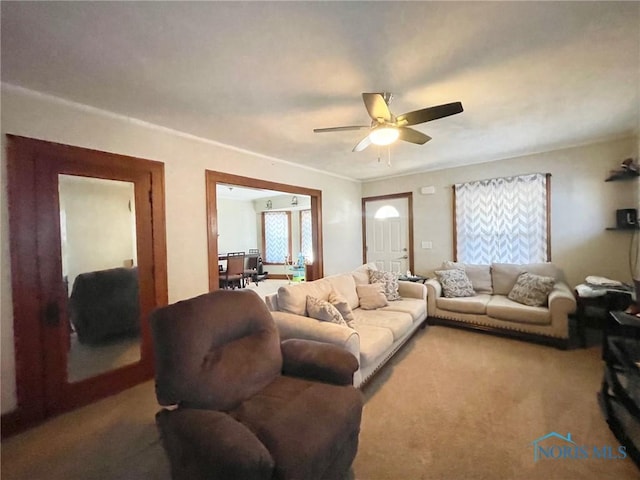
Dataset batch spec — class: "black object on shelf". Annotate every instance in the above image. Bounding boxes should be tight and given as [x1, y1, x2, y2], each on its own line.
[605, 170, 640, 182]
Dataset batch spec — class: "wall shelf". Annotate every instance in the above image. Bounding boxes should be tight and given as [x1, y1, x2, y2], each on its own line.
[605, 170, 639, 182]
[606, 226, 640, 231]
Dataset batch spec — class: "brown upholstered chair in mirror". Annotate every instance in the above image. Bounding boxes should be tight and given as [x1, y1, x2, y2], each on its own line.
[150, 289, 363, 480]
[219, 251, 245, 289]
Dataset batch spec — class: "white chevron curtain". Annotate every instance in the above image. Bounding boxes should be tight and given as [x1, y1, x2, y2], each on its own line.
[454, 173, 550, 264]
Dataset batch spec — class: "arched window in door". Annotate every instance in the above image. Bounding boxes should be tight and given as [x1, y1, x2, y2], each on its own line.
[374, 205, 400, 220]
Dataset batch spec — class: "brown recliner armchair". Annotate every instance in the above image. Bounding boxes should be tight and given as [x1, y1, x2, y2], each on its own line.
[150, 289, 363, 480]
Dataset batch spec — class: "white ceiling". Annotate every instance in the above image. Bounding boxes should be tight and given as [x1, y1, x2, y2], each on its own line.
[2, 2, 639, 181]
[216, 183, 292, 201]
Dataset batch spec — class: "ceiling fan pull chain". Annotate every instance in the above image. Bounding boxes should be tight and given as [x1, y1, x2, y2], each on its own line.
[387, 145, 391, 167]
[377, 146, 381, 163]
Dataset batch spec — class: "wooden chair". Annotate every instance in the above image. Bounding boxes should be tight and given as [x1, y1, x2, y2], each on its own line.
[219, 252, 245, 289]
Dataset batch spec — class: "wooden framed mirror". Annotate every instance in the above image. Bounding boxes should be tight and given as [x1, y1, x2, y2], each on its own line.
[2, 136, 167, 436]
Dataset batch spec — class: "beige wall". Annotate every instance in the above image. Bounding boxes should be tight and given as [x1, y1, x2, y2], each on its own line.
[0, 85, 363, 413]
[216, 197, 260, 255]
[362, 136, 639, 288]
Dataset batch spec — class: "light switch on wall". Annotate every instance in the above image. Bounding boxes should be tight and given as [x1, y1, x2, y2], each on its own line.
[421, 241, 433, 249]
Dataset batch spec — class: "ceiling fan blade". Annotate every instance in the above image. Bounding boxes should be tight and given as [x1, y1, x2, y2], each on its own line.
[313, 125, 370, 133]
[362, 93, 392, 122]
[352, 134, 372, 152]
[398, 127, 432, 145]
[397, 101, 463, 126]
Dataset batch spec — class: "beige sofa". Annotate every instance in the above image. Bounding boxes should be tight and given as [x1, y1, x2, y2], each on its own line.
[265, 265, 427, 387]
[425, 262, 576, 348]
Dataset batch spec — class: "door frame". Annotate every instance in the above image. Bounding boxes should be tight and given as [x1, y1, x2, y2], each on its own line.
[205, 170, 323, 290]
[2, 135, 168, 437]
[362, 192, 414, 274]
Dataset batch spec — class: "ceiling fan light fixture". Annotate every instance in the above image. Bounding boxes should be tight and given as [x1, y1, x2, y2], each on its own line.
[370, 126, 399, 146]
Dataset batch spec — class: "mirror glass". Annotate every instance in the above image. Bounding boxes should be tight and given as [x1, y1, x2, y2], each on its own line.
[59, 175, 141, 383]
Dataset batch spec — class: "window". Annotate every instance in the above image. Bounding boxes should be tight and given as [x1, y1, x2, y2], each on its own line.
[454, 173, 550, 264]
[300, 209, 313, 263]
[374, 205, 400, 219]
[262, 211, 291, 264]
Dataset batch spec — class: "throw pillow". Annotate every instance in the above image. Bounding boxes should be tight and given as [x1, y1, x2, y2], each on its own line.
[352, 263, 377, 286]
[369, 270, 401, 301]
[434, 269, 475, 298]
[356, 284, 388, 310]
[442, 261, 493, 294]
[507, 272, 555, 307]
[306, 296, 347, 326]
[328, 289, 356, 327]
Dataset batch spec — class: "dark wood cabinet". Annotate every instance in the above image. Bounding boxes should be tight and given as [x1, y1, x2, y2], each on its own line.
[598, 312, 640, 468]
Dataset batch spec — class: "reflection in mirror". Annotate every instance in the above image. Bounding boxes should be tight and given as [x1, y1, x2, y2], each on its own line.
[59, 175, 141, 383]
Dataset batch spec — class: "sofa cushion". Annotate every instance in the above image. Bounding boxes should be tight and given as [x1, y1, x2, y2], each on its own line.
[325, 273, 359, 310]
[436, 294, 491, 314]
[491, 264, 525, 295]
[443, 261, 493, 294]
[352, 324, 394, 365]
[369, 270, 401, 301]
[381, 298, 427, 323]
[435, 269, 475, 297]
[486, 295, 551, 325]
[356, 284, 388, 310]
[328, 290, 356, 327]
[524, 263, 559, 280]
[230, 375, 363, 480]
[277, 280, 333, 316]
[351, 263, 377, 286]
[353, 309, 413, 341]
[507, 272, 555, 307]
[306, 296, 347, 326]
[492, 263, 559, 295]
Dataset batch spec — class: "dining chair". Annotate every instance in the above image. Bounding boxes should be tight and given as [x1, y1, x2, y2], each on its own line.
[220, 251, 245, 289]
[244, 250, 269, 286]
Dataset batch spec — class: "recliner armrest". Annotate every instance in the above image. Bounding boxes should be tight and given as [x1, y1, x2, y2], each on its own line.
[156, 408, 274, 480]
[281, 338, 359, 386]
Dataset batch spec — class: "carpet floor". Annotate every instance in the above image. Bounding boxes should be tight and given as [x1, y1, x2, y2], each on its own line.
[2, 325, 638, 479]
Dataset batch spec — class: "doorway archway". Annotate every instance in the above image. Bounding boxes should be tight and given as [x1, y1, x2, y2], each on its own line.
[205, 171, 323, 290]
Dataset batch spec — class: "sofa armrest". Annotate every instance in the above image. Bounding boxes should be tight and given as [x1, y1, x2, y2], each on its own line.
[398, 280, 427, 300]
[425, 279, 442, 314]
[272, 311, 361, 362]
[548, 282, 577, 315]
[156, 408, 274, 480]
[281, 338, 359, 386]
[264, 293, 278, 312]
[546, 282, 577, 339]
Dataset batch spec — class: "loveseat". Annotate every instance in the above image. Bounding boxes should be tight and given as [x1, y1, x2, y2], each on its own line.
[265, 264, 427, 387]
[425, 262, 576, 348]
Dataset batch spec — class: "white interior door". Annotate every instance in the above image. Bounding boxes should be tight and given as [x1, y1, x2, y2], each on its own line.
[365, 197, 410, 274]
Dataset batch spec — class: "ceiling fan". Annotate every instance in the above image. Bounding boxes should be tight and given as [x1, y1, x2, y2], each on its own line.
[314, 92, 463, 152]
